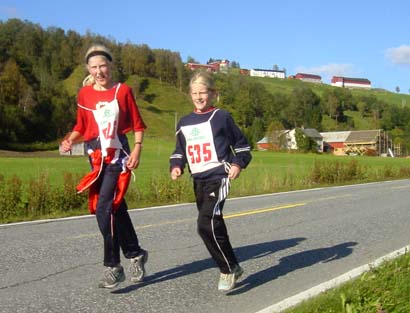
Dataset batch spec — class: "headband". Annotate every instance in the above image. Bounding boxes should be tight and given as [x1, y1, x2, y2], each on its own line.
[86, 50, 113, 63]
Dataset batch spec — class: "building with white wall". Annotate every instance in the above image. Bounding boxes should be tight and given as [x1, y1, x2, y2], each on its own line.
[331, 76, 371, 89]
[250, 69, 286, 79]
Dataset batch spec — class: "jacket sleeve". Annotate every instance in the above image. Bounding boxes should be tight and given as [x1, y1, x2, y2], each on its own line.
[226, 113, 252, 169]
[169, 125, 187, 172]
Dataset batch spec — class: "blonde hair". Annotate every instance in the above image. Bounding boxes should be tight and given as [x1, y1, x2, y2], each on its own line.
[83, 44, 113, 86]
[189, 71, 216, 91]
[84, 44, 113, 64]
[82, 74, 94, 86]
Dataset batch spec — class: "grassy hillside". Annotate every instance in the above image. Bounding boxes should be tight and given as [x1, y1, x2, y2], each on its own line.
[253, 76, 410, 107]
[63, 71, 410, 141]
[126, 76, 193, 139]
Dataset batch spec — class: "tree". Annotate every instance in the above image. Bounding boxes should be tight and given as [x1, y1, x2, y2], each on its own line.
[396, 86, 400, 93]
[266, 120, 286, 150]
[186, 56, 198, 63]
[286, 86, 322, 129]
[230, 61, 240, 68]
[294, 128, 317, 153]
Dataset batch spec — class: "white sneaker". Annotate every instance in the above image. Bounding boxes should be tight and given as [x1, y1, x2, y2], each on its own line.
[218, 264, 244, 291]
[130, 249, 148, 283]
[98, 265, 125, 289]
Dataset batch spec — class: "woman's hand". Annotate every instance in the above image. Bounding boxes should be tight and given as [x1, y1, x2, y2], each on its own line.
[126, 147, 141, 170]
[228, 164, 241, 180]
[61, 139, 73, 152]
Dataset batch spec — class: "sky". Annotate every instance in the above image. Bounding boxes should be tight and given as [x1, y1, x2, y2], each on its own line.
[1, 0, 410, 93]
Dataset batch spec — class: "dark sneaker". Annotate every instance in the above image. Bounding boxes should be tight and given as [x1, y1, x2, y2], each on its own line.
[98, 265, 125, 289]
[218, 264, 244, 291]
[130, 249, 148, 283]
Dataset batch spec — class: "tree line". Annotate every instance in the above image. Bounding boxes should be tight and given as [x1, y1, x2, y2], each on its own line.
[2, 18, 410, 153]
[0, 18, 191, 148]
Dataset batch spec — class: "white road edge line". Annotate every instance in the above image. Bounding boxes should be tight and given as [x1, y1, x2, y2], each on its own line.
[255, 245, 410, 313]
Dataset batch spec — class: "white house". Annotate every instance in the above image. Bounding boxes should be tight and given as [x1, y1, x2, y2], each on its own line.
[250, 68, 286, 79]
[286, 128, 323, 152]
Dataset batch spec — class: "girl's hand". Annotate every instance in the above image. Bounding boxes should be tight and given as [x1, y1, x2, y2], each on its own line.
[228, 164, 241, 180]
[171, 167, 182, 180]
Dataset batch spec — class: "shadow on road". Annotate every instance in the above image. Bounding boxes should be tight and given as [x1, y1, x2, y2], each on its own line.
[113, 238, 357, 295]
[113, 237, 305, 294]
[228, 241, 358, 295]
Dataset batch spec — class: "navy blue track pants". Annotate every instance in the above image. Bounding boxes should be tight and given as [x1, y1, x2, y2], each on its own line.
[194, 178, 238, 274]
[95, 163, 141, 267]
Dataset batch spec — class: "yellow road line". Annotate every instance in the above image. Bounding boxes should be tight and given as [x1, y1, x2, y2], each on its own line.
[225, 202, 306, 219]
[69, 203, 306, 239]
[72, 195, 357, 239]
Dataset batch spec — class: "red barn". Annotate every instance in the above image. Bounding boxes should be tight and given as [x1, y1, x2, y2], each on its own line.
[331, 76, 371, 89]
[295, 73, 322, 83]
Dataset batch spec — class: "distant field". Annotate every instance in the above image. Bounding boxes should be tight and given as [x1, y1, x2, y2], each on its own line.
[1, 137, 410, 189]
[0, 137, 175, 186]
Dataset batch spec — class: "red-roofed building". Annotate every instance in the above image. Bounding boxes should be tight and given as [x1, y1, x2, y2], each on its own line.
[331, 76, 371, 89]
[186, 60, 230, 73]
[295, 73, 322, 84]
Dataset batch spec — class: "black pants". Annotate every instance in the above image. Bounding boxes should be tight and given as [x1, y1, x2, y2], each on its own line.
[95, 163, 141, 267]
[194, 178, 238, 274]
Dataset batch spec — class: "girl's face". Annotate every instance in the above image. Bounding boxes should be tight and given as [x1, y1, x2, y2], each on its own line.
[87, 55, 112, 89]
[190, 82, 215, 112]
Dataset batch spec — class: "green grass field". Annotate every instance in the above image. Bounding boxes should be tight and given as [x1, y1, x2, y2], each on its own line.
[2, 138, 410, 187]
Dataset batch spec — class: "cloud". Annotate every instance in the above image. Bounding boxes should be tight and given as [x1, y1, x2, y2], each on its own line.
[385, 45, 410, 64]
[295, 63, 355, 78]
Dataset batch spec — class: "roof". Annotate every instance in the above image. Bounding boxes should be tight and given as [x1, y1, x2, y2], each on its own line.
[257, 136, 269, 144]
[345, 130, 380, 143]
[302, 128, 322, 139]
[252, 68, 286, 73]
[320, 131, 351, 143]
[332, 76, 371, 84]
[296, 73, 322, 79]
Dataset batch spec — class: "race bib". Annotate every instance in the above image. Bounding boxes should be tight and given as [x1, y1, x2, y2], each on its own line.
[181, 121, 220, 174]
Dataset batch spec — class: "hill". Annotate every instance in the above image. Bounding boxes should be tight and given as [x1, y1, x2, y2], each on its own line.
[64, 72, 410, 142]
[253, 76, 410, 107]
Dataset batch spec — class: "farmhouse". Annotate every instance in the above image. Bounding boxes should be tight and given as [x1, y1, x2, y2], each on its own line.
[256, 130, 288, 151]
[320, 131, 351, 155]
[344, 130, 383, 155]
[320, 130, 389, 156]
[331, 76, 371, 89]
[257, 128, 323, 152]
[250, 68, 286, 79]
[295, 73, 322, 84]
[186, 60, 229, 73]
[287, 128, 323, 152]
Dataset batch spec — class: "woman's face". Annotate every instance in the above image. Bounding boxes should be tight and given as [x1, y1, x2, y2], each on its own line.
[190, 82, 215, 112]
[87, 55, 112, 88]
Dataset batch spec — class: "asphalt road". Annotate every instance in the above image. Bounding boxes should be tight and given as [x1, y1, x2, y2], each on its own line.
[2, 179, 410, 313]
